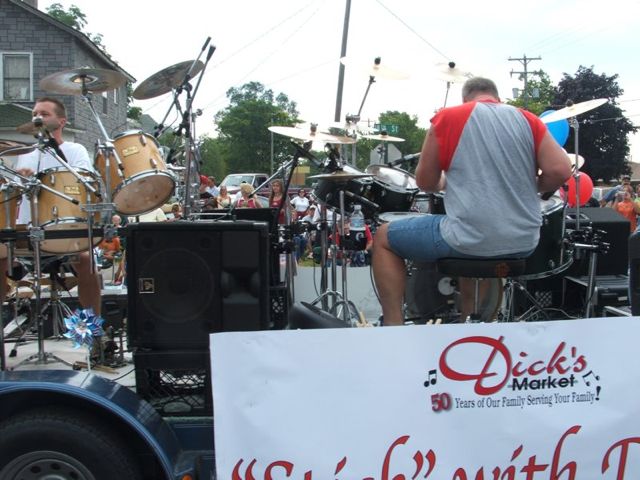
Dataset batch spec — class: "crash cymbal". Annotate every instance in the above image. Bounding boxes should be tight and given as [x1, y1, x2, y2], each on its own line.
[360, 132, 405, 142]
[0, 140, 35, 156]
[268, 126, 356, 144]
[132, 60, 205, 100]
[541, 98, 608, 124]
[435, 61, 473, 83]
[340, 56, 410, 80]
[309, 171, 373, 181]
[40, 67, 127, 95]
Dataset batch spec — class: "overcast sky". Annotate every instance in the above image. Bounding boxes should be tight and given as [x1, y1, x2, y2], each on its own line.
[40, 0, 640, 161]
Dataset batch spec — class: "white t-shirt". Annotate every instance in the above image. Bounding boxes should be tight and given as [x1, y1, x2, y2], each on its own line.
[129, 208, 167, 223]
[14, 142, 93, 224]
[290, 195, 310, 212]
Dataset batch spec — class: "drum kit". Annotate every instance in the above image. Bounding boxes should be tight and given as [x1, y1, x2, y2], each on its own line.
[0, 43, 217, 368]
[273, 93, 610, 324]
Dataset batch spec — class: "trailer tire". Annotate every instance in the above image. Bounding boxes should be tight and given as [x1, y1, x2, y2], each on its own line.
[0, 406, 142, 480]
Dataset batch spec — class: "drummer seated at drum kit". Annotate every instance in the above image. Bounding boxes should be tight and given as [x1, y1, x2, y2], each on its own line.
[372, 77, 573, 326]
[0, 97, 102, 317]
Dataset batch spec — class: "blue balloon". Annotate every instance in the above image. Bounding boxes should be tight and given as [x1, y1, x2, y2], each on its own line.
[540, 110, 570, 146]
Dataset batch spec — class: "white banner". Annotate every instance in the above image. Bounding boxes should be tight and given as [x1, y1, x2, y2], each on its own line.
[211, 317, 640, 479]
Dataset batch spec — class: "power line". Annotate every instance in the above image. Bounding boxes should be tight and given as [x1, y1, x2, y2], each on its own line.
[373, 0, 449, 61]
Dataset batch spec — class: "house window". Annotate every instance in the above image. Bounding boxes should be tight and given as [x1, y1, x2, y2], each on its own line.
[102, 91, 108, 114]
[1, 53, 32, 101]
[113, 87, 118, 105]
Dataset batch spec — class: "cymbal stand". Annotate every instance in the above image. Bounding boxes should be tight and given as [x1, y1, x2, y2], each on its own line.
[568, 114, 582, 229]
[10, 183, 72, 369]
[176, 41, 216, 218]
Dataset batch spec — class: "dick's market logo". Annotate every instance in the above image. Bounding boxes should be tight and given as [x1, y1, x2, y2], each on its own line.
[424, 335, 601, 413]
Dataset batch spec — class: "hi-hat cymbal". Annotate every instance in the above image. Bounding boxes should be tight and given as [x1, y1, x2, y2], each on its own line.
[0, 140, 35, 156]
[435, 61, 473, 83]
[541, 98, 608, 124]
[133, 60, 205, 100]
[309, 171, 373, 181]
[340, 56, 410, 80]
[268, 126, 356, 144]
[40, 67, 127, 95]
[16, 119, 60, 136]
[360, 132, 405, 142]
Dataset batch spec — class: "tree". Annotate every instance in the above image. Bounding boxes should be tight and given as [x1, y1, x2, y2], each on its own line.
[352, 111, 426, 172]
[506, 71, 556, 116]
[45, 3, 104, 49]
[554, 66, 637, 182]
[213, 82, 300, 173]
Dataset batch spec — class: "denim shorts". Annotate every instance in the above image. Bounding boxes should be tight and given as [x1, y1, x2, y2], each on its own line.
[386, 214, 534, 263]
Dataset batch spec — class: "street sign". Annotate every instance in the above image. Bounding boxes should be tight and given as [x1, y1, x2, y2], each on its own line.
[374, 123, 399, 134]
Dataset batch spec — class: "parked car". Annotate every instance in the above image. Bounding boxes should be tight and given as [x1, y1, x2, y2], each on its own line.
[220, 173, 270, 196]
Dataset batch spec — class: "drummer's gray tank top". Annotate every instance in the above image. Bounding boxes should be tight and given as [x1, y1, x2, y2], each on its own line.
[440, 102, 541, 256]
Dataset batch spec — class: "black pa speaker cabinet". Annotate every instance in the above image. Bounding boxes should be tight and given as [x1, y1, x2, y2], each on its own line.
[566, 207, 629, 276]
[126, 221, 270, 349]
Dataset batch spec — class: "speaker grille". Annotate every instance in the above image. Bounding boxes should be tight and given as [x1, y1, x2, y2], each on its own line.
[126, 221, 269, 349]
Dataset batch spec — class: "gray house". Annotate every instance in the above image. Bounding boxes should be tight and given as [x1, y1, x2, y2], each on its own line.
[0, 0, 135, 151]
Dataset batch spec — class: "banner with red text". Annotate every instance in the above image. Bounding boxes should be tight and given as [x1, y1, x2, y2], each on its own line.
[211, 317, 640, 479]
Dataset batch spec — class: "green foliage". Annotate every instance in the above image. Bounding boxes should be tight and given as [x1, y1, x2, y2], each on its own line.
[554, 66, 637, 182]
[353, 111, 426, 171]
[506, 71, 556, 115]
[45, 3, 87, 30]
[213, 82, 300, 173]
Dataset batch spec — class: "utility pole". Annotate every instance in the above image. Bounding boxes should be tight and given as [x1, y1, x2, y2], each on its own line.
[334, 0, 352, 123]
[509, 54, 541, 110]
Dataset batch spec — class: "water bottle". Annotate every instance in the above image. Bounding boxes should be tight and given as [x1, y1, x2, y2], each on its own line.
[350, 204, 365, 231]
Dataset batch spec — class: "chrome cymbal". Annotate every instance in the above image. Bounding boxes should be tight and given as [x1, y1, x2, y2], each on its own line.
[40, 67, 127, 95]
[435, 61, 473, 83]
[268, 126, 356, 144]
[340, 56, 410, 80]
[133, 60, 205, 100]
[309, 171, 373, 181]
[360, 132, 405, 142]
[541, 98, 608, 124]
[0, 140, 35, 156]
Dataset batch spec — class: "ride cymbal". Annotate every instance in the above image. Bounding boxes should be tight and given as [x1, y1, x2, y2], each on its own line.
[541, 98, 608, 124]
[340, 56, 410, 80]
[360, 132, 405, 142]
[268, 126, 356, 144]
[133, 60, 205, 100]
[40, 67, 127, 95]
[435, 61, 473, 83]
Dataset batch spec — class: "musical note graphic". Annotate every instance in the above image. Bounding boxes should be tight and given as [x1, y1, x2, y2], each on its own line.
[423, 369, 437, 387]
[582, 370, 600, 386]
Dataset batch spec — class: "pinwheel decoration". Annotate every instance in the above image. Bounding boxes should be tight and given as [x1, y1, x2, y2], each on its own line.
[63, 308, 105, 349]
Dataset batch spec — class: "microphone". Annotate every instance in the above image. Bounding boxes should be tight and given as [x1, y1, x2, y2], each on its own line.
[291, 140, 322, 168]
[388, 152, 420, 167]
[32, 116, 50, 138]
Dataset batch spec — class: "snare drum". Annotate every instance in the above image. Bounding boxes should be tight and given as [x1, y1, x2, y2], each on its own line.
[95, 130, 175, 215]
[36, 168, 102, 254]
[521, 196, 572, 279]
[364, 165, 419, 213]
[312, 165, 373, 216]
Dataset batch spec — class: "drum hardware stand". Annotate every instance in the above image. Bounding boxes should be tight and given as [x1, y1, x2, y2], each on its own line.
[566, 228, 610, 318]
[171, 40, 216, 218]
[10, 194, 72, 369]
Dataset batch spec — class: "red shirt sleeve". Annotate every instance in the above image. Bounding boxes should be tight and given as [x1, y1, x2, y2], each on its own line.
[518, 108, 548, 154]
[430, 102, 477, 171]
